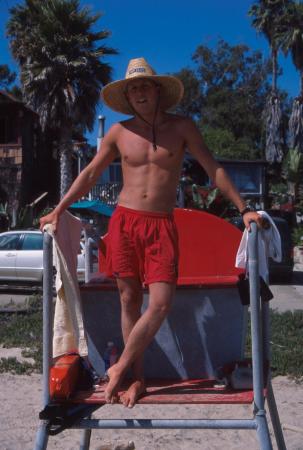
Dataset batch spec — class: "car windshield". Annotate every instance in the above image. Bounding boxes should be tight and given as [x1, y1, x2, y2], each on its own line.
[0, 234, 20, 250]
[21, 233, 43, 250]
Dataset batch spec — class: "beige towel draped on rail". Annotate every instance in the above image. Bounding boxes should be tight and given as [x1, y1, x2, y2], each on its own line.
[44, 210, 88, 358]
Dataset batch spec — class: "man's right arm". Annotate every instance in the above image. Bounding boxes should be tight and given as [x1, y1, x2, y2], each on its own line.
[40, 125, 120, 231]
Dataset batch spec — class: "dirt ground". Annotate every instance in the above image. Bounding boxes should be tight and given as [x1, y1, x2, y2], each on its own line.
[1, 373, 302, 450]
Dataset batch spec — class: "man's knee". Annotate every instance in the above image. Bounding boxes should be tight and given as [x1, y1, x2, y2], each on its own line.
[118, 281, 142, 311]
[149, 296, 173, 318]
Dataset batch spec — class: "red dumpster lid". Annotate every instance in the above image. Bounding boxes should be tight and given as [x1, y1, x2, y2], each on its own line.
[173, 208, 243, 286]
[97, 208, 244, 288]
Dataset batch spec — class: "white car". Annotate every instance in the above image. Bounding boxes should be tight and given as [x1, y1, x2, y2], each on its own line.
[0, 230, 90, 284]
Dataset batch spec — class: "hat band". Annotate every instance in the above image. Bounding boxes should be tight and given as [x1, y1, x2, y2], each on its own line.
[128, 67, 148, 75]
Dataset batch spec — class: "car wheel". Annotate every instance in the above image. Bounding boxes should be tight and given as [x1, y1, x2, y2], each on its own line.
[280, 272, 293, 284]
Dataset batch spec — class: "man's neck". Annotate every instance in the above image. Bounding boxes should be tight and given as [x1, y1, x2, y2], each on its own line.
[134, 110, 166, 127]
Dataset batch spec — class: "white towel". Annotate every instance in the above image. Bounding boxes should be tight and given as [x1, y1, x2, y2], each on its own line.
[235, 211, 282, 280]
[44, 210, 88, 358]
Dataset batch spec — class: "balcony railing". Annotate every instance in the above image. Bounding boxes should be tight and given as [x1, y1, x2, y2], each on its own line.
[0, 144, 22, 166]
[89, 182, 184, 208]
[90, 182, 123, 206]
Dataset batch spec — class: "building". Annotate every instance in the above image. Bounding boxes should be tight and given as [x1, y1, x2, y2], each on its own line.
[0, 90, 59, 225]
[88, 153, 268, 210]
[184, 157, 268, 209]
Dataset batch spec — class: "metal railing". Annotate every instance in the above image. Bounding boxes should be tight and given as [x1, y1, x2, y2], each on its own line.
[34, 223, 286, 450]
[90, 182, 122, 206]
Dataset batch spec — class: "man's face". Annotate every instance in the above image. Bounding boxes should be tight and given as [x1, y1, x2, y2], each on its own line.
[125, 78, 160, 115]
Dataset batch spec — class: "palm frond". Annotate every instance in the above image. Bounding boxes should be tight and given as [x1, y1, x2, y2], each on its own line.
[263, 93, 284, 163]
[7, 0, 118, 197]
[289, 98, 303, 152]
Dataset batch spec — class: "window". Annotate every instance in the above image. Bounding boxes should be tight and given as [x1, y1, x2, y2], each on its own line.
[21, 233, 43, 250]
[224, 165, 262, 195]
[0, 234, 20, 250]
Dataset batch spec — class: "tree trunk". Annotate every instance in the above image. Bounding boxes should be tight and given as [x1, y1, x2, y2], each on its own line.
[287, 181, 297, 204]
[59, 128, 73, 199]
[272, 47, 277, 93]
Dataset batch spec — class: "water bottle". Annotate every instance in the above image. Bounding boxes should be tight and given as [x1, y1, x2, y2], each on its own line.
[103, 341, 118, 374]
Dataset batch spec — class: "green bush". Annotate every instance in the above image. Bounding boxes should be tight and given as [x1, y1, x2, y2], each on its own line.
[0, 298, 302, 379]
[0, 296, 43, 374]
[246, 310, 303, 379]
[292, 225, 303, 247]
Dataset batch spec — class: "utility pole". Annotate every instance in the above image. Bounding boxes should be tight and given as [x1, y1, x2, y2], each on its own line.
[97, 115, 105, 151]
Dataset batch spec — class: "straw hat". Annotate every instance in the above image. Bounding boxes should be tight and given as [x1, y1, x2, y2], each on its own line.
[101, 57, 184, 115]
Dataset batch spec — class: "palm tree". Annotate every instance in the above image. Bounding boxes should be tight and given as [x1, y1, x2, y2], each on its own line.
[7, 0, 117, 198]
[277, 2, 303, 153]
[249, 0, 290, 163]
[282, 148, 303, 203]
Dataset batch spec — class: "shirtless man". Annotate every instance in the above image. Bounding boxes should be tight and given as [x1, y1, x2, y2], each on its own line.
[40, 57, 262, 408]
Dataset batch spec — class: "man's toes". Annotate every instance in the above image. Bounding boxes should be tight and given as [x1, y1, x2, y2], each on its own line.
[128, 399, 135, 408]
[121, 394, 128, 407]
[105, 389, 117, 404]
[111, 394, 119, 404]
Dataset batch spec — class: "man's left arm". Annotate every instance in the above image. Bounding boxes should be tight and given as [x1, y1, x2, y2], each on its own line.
[183, 119, 262, 229]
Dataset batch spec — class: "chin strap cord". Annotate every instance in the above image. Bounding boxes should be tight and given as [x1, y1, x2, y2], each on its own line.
[124, 92, 160, 151]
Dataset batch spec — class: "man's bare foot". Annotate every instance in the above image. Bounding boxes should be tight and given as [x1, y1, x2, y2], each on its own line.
[121, 378, 146, 408]
[104, 365, 124, 404]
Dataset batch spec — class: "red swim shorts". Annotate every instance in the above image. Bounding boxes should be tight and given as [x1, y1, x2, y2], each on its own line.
[106, 205, 179, 285]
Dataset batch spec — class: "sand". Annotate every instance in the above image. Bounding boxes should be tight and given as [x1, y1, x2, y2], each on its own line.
[1, 373, 302, 450]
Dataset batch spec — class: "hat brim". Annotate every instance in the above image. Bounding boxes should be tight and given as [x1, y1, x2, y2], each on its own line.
[101, 75, 184, 115]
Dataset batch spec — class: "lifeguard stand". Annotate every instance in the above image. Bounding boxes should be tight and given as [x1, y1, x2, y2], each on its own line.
[34, 209, 286, 450]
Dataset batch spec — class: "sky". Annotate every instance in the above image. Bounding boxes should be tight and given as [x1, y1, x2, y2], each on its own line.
[0, 0, 300, 146]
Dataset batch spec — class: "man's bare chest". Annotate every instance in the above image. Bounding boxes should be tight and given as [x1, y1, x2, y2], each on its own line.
[117, 129, 184, 168]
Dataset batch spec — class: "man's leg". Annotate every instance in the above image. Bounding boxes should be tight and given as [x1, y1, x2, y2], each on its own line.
[105, 281, 175, 405]
[116, 277, 145, 407]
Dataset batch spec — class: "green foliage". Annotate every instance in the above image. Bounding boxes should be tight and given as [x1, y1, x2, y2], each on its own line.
[0, 64, 16, 89]
[187, 184, 232, 217]
[282, 148, 303, 183]
[0, 295, 43, 374]
[32, 207, 53, 228]
[0, 357, 34, 375]
[269, 182, 289, 207]
[0, 297, 302, 378]
[7, 0, 117, 197]
[246, 310, 303, 379]
[174, 39, 290, 159]
[276, 2, 303, 74]
[248, 0, 291, 48]
[281, 148, 303, 201]
[200, 125, 260, 160]
[270, 311, 303, 378]
[8, 85, 23, 100]
[292, 225, 303, 247]
[174, 67, 203, 117]
[0, 203, 8, 215]
[0, 203, 10, 232]
[7, 0, 117, 132]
